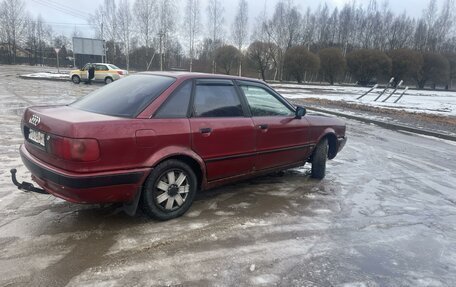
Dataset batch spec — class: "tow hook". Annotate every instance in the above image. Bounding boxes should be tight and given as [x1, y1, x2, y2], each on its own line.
[10, 169, 48, 194]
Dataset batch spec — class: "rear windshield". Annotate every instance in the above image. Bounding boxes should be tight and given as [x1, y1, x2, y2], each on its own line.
[70, 75, 175, 118]
[108, 64, 120, 70]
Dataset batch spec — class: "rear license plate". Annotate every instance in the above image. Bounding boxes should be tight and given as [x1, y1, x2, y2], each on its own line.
[28, 129, 45, 147]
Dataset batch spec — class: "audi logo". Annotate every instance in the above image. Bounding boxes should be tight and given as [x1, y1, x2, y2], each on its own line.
[29, 114, 40, 126]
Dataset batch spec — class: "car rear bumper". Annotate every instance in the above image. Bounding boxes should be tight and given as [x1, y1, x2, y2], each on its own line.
[20, 145, 150, 204]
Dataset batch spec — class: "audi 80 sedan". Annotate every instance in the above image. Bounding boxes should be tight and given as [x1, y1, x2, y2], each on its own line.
[13, 72, 346, 220]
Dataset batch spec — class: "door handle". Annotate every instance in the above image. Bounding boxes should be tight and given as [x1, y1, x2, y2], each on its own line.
[200, 128, 212, 134]
[258, 124, 268, 130]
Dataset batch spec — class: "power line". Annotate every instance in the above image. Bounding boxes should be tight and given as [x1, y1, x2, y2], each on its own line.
[35, 21, 94, 26]
[31, 0, 88, 20]
[40, 0, 88, 16]
[37, 0, 88, 18]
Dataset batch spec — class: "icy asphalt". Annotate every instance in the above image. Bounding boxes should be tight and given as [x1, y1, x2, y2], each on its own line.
[0, 66, 455, 287]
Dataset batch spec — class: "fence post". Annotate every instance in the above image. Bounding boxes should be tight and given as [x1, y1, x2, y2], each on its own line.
[357, 84, 378, 100]
[374, 77, 394, 101]
[394, 87, 409, 103]
[382, 80, 403, 102]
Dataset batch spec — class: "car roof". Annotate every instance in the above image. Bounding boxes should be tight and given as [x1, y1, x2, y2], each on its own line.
[137, 71, 266, 83]
[86, 63, 115, 66]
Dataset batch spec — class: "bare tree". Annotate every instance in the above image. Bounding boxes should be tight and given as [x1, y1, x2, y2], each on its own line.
[301, 7, 316, 48]
[0, 0, 27, 64]
[90, 0, 119, 63]
[22, 14, 52, 66]
[183, 0, 201, 72]
[117, 0, 132, 70]
[156, 0, 177, 70]
[435, 0, 455, 52]
[231, 0, 248, 76]
[206, 0, 224, 73]
[215, 45, 239, 74]
[133, 0, 157, 70]
[24, 15, 37, 64]
[264, 0, 302, 80]
[424, 0, 438, 50]
[133, 0, 157, 49]
[92, 0, 118, 41]
[247, 41, 274, 80]
[319, 48, 346, 85]
[35, 15, 46, 65]
[284, 46, 319, 83]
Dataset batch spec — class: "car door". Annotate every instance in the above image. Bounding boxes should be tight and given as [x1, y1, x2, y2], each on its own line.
[80, 63, 90, 81]
[237, 81, 312, 171]
[95, 64, 108, 81]
[189, 79, 256, 181]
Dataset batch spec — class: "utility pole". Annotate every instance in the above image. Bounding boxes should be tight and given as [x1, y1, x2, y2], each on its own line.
[158, 30, 165, 71]
[212, 0, 217, 74]
[101, 13, 105, 63]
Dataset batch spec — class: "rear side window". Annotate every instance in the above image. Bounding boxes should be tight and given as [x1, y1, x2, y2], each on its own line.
[193, 83, 243, 117]
[70, 75, 175, 118]
[96, 65, 108, 71]
[155, 80, 192, 118]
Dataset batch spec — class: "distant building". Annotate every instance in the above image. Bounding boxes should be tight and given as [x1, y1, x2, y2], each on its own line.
[0, 43, 32, 57]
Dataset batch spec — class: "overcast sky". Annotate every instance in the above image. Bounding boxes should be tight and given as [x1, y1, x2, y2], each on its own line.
[25, 0, 439, 39]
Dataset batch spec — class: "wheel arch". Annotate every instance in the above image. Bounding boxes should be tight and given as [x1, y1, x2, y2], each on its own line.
[315, 129, 338, 160]
[157, 155, 204, 190]
[144, 148, 207, 191]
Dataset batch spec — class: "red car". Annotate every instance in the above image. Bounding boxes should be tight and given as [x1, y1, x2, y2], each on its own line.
[12, 72, 346, 220]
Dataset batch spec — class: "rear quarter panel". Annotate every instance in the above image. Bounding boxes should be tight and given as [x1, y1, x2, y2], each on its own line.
[67, 118, 193, 173]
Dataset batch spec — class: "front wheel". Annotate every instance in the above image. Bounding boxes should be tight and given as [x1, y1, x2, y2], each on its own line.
[141, 160, 197, 220]
[72, 75, 81, 84]
[311, 138, 328, 179]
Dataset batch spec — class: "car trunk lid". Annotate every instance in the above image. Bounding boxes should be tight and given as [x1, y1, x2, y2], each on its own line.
[23, 105, 122, 167]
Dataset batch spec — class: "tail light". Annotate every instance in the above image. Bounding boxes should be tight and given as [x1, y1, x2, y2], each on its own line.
[117, 70, 124, 75]
[47, 135, 100, 161]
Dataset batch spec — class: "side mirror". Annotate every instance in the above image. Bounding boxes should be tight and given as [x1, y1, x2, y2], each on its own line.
[295, 106, 306, 119]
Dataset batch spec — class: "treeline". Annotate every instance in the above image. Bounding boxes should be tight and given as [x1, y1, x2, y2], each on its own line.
[1, 0, 456, 88]
[252, 46, 455, 89]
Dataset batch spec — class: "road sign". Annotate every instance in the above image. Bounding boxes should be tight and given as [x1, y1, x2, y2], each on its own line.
[54, 48, 61, 73]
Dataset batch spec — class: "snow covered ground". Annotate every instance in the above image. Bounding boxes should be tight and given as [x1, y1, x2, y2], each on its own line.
[273, 84, 456, 117]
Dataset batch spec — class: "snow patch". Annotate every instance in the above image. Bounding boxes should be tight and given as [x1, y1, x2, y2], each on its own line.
[249, 274, 281, 285]
[274, 84, 456, 117]
[21, 72, 69, 80]
[214, 210, 236, 216]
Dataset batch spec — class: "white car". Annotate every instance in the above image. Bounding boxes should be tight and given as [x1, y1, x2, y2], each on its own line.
[70, 63, 128, 84]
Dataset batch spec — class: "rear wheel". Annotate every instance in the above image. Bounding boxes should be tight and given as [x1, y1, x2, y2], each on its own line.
[141, 160, 197, 220]
[311, 138, 328, 179]
[72, 75, 80, 84]
[105, 77, 113, 84]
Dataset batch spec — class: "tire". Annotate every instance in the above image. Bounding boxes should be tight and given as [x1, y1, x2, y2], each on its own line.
[141, 159, 197, 220]
[311, 138, 328, 179]
[105, 77, 113, 84]
[72, 75, 81, 84]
